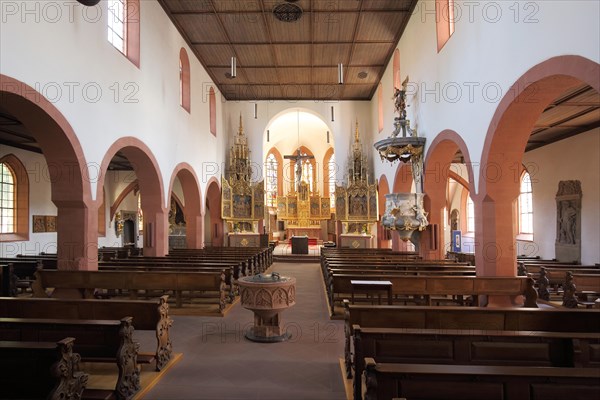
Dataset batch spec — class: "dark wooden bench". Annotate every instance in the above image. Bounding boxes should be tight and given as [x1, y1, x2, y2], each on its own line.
[0, 295, 173, 371]
[352, 326, 600, 400]
[329, 275, 537, 315]
[98, 261, 238, 301]
[32, 269, 228, 312]
[0, 316, 140, 400]
[0, 337, 88, 400]
[362, 358, 600, 400]
[343, 302, 600, 380]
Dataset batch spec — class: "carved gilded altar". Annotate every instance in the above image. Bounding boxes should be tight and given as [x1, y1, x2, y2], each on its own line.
[221, 115, 264, 232]
[335, 121, 378, 234]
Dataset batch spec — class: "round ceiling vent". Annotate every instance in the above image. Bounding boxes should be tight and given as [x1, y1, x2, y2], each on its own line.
[273, 2, 303, 22]
[357, 71, 368, 79]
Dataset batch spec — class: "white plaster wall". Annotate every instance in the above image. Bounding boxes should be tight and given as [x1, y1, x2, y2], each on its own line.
[517, 128, 600, 264]
[371, 0, 600, 192]
[0, 148, 58, 256]
[0, 0, 225, 208]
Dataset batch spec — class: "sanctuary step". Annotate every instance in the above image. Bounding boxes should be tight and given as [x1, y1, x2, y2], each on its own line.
[273, 255, 321, 263]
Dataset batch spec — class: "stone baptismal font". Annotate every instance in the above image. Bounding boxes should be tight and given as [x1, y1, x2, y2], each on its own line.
[237, 273, 296, 342]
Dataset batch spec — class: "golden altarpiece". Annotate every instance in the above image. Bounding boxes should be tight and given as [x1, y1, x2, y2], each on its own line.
[335, 121, 378, 248]
[276, 155, 331, 240]
[221, 116, 265, 246]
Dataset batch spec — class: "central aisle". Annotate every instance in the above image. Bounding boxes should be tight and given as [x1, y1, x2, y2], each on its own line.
[143, 262, 347, 400]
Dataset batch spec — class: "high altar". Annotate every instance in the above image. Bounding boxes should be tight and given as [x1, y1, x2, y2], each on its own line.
[221, 116, 265, 247]
[335, 121, 378, 248]
[276, 162, 330, 241]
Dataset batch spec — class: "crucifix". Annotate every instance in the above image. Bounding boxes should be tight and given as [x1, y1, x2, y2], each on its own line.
[283, 110, 315, 192]
[284, 148, 314, 192]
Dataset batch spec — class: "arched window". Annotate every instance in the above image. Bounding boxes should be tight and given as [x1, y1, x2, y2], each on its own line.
[0, 163, 15, 234]
[107, 0, 140, 67]
[209, 87, 216, 136]
[393, 49, 400, 90]
[328, 154, 336, 208]
[179, 48, 191, 113]
[519, 171, 533, 235]
[0, 155, 29, 241]
[301, 153, 314, 193]
[377, 83, 384, 133]
[435, 0, 455, 52]
[466, 196, 475, 233]
[265, 153, 278, 208]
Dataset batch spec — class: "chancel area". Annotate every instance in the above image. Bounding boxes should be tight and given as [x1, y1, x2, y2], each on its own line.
[0, 0, 599, 399]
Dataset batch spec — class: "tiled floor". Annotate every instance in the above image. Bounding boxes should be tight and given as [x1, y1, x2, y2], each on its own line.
[140, 262, 346, 400]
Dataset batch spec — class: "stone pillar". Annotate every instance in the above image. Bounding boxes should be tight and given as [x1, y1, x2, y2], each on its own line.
[55, 201, 98, 270]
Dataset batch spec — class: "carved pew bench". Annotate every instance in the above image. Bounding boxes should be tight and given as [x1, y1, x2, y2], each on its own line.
[32, 269, 228, 313]
[0, 317, 140, 400]
[352, 326, 600, 400]
[0, 337, 88, 400]
[0, 295, 173, 371]
[362, 358, 600, 400]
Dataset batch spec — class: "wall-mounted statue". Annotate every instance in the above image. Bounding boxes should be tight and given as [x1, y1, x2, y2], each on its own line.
[555, 180, 582, 263]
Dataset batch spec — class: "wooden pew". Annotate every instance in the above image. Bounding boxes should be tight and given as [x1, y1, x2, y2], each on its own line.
[0, 295, 173, 371]
[352, 326, 600, 400]
[32, 269, 228, 312]
[0, 316, 140, 400]
[362, 358, 600, 400]
[0, 337, 88, 400]
[343, 302, 600, 379]
[99, 261, 238, 301]
[329, 275, 537, 315]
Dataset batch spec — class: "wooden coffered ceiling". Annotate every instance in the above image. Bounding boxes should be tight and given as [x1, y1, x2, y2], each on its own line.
[158, 0, 418, 100]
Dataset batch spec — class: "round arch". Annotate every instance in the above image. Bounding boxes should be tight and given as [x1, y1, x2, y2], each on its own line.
[0, 74, 95, 269]
[377, 175, 391, 249]
[97, 137, 166, 256]
[422, 130, 475, 260]
[204, 177, 223, 247]
[168, 163, 203, 249]
[477, 55, 600, 276]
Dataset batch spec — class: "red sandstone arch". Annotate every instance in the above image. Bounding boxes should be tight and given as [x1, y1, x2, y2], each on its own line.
[96, 137, 166, 257]
[422, 130, 474, 260]
[205, 177, 223, 247]
[478, 55, 600, 276]
[0, 74, 96, 269]
[377, 175, 391, 249]
[167, 163, 203, 248]
[322, 147, 335, 198]
[392, 163, 413, 193]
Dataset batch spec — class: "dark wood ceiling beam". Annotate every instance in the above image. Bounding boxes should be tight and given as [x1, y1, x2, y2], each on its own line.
[526, 120, 600, 152]
[258, 0, 283, 100]
[156, 1, 225, 98]
[341, 0, 364, 99]
[206, 64, 385, 69]
[0, 127, 36, 141]
[0, 139, 43, 154]
[309, 0, 314, 98]
[191, 40, 395, 45]
[530, 106, 600, 135]
[367, 1, 419, 99]
[169, 9, 413, 15]
[542, 85, 594, 112]
[210, 2, 251, 86]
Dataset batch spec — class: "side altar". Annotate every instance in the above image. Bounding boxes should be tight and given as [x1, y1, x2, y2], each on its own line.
[221, 116, 265, 246]
[335, 121, 378, 247]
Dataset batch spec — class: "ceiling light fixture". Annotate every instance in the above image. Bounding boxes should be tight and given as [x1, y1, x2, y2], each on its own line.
[338, 63, 344, 85]
[331, 106, 335, 122]
[231, 56, 237, 78]
[254, 103, 258, 119]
